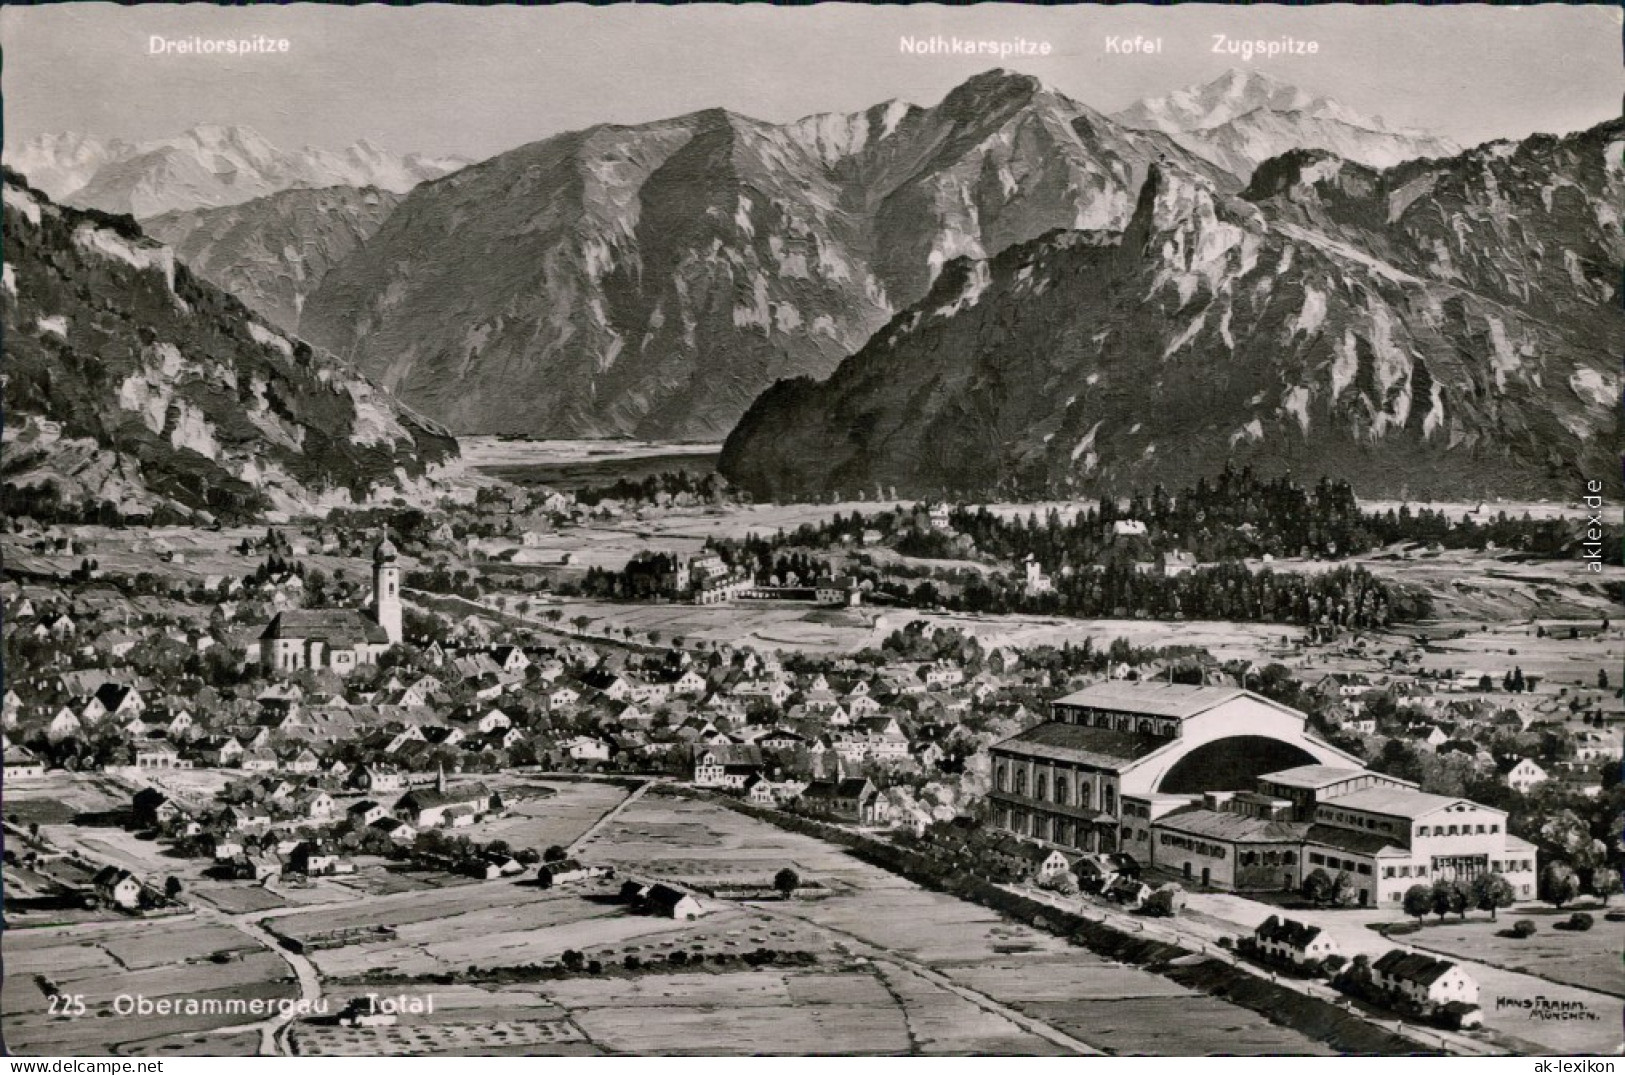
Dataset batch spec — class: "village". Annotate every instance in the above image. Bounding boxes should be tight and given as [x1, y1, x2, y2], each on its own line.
[3, 477, 1622, 1056]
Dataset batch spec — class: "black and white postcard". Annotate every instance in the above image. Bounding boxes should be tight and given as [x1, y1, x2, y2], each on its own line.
[2, 2, 1620, 1060]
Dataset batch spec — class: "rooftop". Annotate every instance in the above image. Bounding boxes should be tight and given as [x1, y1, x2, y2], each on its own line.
[1157, 807, 1308, 844]
[1304, 823, 1406, 856]
[993, 722, 1165, 769]
[260, 609, 388, 646]
[1051, 682, 1254, 720]
[1259, 765, 1376, 789]
[1373, 950, 1461, 987]
[1256, 915, 1325, 948]
[1318, 786, 1481, 820]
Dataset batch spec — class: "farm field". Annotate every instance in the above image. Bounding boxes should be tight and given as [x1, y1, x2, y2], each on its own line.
[534, 597, 890, 655]
[212, 793, 1359, 1055]
[456, 778, 628, 851]
[540, 595, 1309, 662]
[571, 794, 1341, 1055]
[1, 917, 295, 1055]
[1392, 911, 1625, 998]
[1399, 619, 1621, 692]
[1351, 549, 1624, 622]
[5, 525, 384, 591]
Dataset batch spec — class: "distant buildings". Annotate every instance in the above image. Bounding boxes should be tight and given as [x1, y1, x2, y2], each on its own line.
[623, 881, 705, 920]
[1022, 555, 1053, 594]
[92, 866, 145, 910]
[393, 768, 502, 828]
[1496, 755, 1547, 794]
[801, 776, 888, 825]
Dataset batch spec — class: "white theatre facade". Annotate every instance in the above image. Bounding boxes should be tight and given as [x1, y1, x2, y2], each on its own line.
[990, 682, 1537, 906]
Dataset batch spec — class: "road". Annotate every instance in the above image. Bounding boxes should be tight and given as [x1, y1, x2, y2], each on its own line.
[569, 779, 653, 855]
[193, 901, 323, 1056]
[1013, 884, 1508, 1056]
[1183, 890, 1620, 1056]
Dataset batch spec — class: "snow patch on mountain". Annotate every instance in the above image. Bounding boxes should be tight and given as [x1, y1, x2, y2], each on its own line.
[247, 321, 294, 358]
[1568, 368, 1617, 408]
[1280, 386, 1312, 434]
[5, 185, 45, 226]
[72, 226, 176, 291]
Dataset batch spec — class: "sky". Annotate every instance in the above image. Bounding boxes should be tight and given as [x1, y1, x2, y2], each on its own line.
[2, 3, 1619, 161]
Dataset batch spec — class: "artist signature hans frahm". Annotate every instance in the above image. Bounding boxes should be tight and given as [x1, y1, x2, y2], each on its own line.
[1494, 995, 1602, 1022]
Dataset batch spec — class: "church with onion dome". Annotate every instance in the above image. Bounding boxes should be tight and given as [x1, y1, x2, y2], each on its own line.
[256, 533, 404, 674]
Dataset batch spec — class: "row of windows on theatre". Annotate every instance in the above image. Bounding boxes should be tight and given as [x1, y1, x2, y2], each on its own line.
[995, 765, 1117, 814]
[1319, 808, 1502, 838]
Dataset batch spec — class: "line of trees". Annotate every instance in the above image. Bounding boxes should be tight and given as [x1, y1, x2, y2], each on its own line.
[1399, 873, 1517, 923]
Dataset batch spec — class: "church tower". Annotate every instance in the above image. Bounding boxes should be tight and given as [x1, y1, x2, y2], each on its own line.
[372, 531, 402, 645]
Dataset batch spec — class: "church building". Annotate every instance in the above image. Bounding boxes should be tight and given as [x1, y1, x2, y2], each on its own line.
[258, 534, 403, 674]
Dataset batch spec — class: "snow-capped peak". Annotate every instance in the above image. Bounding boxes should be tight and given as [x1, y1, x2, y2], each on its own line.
[1118, 69, 1394, 136]
[15, 126, 470, 217]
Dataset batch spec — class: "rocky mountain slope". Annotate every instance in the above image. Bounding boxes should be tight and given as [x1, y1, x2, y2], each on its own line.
[143, 186, 402, 333]
[6, 125, 465, 217]
[1, 169, 457, 523]
[718, 118, 1624, 500]
[299, 70, 1229, 439]
[1116, 70, 1459, 179]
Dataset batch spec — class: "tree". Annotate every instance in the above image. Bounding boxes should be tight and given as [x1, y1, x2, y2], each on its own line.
[1469, 872, 1515, 921]
[164, 875, 184, 900]
[773, 867, 800, 900]
[1330, 870, 1359, 908]
[1592, 866, 1622, 906]
[1447, 882, 1469, 920]
[1301, 867, 1333, 905]
[1142, 883, 1186, 917]
[1539, 811, 1607, 871]
[1402, 883, 1433, 923]
[544, 845, 568, 863]
[1041, 870, 1080, 897]
[1540, 862, 1581, 908]
[561, 949, 585, 972]
[1430, 878, 1458, 921]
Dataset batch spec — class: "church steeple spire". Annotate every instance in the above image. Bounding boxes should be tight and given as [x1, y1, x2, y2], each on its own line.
[372, 529, 402, 645]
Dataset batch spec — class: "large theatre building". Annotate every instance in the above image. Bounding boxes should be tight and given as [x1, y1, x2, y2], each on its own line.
[989, 682, 1361, 854]
[988, 682, 1538, 905]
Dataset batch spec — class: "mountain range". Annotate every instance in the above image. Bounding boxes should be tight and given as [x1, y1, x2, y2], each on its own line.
[718, 116, 1624, 500]
[143, 186, 402, 334]
[18, 68, 1603, 503]
[1, 169, 457, 523]
[1113, 69, 1461, 179]
[297, 70, 1236, 439]
[5, 125, 466, 218]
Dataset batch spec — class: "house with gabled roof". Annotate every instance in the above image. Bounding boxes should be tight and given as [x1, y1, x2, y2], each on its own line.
[93, 866, 145, 910]
[1253, 915, 1339, 965]
[1371, 950, 1479, 1010]
[799, 777, 887, 824]
[393, 769, 501, 828]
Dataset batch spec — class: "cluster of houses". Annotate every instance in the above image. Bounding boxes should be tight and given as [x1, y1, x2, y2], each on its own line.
[124, 764, 506, 885]
[1304, 670, 1617, 798]
[1245, 914, 1482, 1027]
